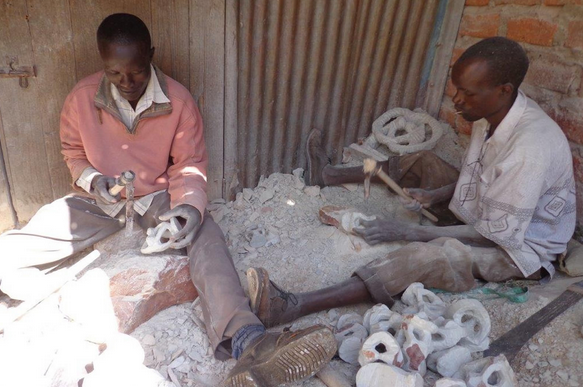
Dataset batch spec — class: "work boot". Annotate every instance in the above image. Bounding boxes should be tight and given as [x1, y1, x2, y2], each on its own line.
[305, 129, 331, 186]
[222, 325, 337, 387]
[246, 267, 301, 328]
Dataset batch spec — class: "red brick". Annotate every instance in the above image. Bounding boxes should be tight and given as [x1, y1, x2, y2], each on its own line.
[494, 0, 539, 4]
[566, 20, 583, 50]
[507, 18, 558, 46]
[466, 0, 490, 5]
[548, 108, 583, 144]
[572, 149, 583, 184]
[543, 0, 582, 5]
[460, 14, 501, 39]
[450, 47, 466, 66]
[524, 59, 582, 94]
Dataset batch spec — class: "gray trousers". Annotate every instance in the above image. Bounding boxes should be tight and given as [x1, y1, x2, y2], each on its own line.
[353, 151, 537, 304]
[0, 192, 260, 360]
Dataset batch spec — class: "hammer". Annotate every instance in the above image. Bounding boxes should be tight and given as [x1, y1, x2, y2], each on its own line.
[108, 170, 136, 233]
[363, 158, 438, 223]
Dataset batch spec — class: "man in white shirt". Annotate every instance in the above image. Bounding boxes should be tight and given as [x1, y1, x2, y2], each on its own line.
[245, 37, 577, 329]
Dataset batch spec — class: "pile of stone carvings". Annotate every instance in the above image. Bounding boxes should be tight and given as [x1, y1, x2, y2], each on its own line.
[334, 282, 518, 387]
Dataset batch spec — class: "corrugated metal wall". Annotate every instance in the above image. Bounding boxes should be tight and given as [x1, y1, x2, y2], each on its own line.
[236, 0, 447, 188]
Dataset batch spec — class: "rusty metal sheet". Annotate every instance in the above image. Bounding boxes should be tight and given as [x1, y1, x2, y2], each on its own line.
[236, 0, 450, 188]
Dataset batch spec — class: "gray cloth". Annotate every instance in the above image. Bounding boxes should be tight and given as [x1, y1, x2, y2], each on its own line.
[355, 237, 527, 299]
[0, 192, 261, 360]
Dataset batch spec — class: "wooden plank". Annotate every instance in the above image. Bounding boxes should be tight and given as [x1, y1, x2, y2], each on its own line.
[151, 0, 190, 89]
[68, 0, 153, 81]
[27, 0, 78, 200]
[223, 0, 238, 200]
[68, 0, 117, 80]
[0, 0, 53, 222]
[190, 0, 225, 200]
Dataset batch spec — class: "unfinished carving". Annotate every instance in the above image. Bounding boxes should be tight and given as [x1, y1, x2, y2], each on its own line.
[435, 378, 468, 387]
[431, 317, 468, 352]
[445, 299, 491, 352]
[358, 331, 404, 367]
[356, 363, 423, 387]
[338, 336, 365, 365]
[454, 355, 517, 387]
[401, 282, 446, 321]
[401, 314, 438, 375]
[140, 217, 182, 254]
[427, 345, 472, 378]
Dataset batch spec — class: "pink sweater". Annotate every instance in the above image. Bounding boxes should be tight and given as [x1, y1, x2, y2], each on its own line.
[60, 69, 208, 216]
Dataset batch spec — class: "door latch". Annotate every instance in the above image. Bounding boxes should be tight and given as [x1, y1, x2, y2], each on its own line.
[0, 57, 36, 88]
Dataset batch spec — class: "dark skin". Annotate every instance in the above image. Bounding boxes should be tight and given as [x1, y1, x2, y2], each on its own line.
[90, 41, 202, 245]
[355, 57, 515, 246]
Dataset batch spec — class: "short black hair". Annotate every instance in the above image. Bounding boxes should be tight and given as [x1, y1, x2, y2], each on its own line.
[97, 13, 151, 52]
[455, 37, 529, 92]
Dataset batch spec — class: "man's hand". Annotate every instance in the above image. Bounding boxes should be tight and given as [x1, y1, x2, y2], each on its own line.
[159, 204, 202, 248]
[398, 187, 435, 212]
[91, 175, 121, 204]
[353, 218, 410, 245]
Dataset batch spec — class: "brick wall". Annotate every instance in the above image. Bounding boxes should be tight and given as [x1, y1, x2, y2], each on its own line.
[439, 0, 583, 223]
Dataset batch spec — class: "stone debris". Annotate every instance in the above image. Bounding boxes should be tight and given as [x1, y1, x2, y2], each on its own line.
[3, 159, 582, 387]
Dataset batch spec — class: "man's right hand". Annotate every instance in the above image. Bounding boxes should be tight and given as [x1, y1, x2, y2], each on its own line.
[90, 175, 121, 204]
[399, 187, 435, 212]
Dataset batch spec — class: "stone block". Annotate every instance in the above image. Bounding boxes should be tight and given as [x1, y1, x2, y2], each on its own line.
[88, 248, 197, 333]
[507, 18, 558, 46]
[459, 13, 500, 39]
[566, 20, 583, 50]
[524, 59, 582, 94]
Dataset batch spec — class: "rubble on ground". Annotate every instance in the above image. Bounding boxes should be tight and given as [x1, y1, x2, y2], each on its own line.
[1, 126, 582, 386]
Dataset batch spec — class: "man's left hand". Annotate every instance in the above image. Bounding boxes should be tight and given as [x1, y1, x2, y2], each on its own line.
[354, 218, 409, 245]
[159, 204, 202, 248]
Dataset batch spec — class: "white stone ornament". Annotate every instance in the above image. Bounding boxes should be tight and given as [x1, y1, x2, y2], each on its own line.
[335, 322, 368, 344]
[338, 336, 365, 365]
[427, 345, 472, 378]
[363, 303, 395, 331]
[401, 282, 446, 320]
[400, 314, 438, 375]
[141, 217, 182, 254]
[337, 313, 364, 330]
[435, 378, 468, 387]
[445, 299, 491, 352]
[356, 363, 423, 387]
[358, 331, 404, 367]
[431, 317, 468, 352]
[454, 355, 517, 387]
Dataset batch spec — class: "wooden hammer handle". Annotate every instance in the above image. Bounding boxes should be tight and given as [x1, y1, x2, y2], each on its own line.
[375, 168, 439, 223]
[108, 170, 136, 196]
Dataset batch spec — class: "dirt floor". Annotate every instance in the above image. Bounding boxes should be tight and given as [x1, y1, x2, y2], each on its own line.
[2, 126, 582, 386]
[129, 166, 583, 387]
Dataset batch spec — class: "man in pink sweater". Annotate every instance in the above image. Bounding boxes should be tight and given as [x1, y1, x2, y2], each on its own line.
[0, 13, 335, 386]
